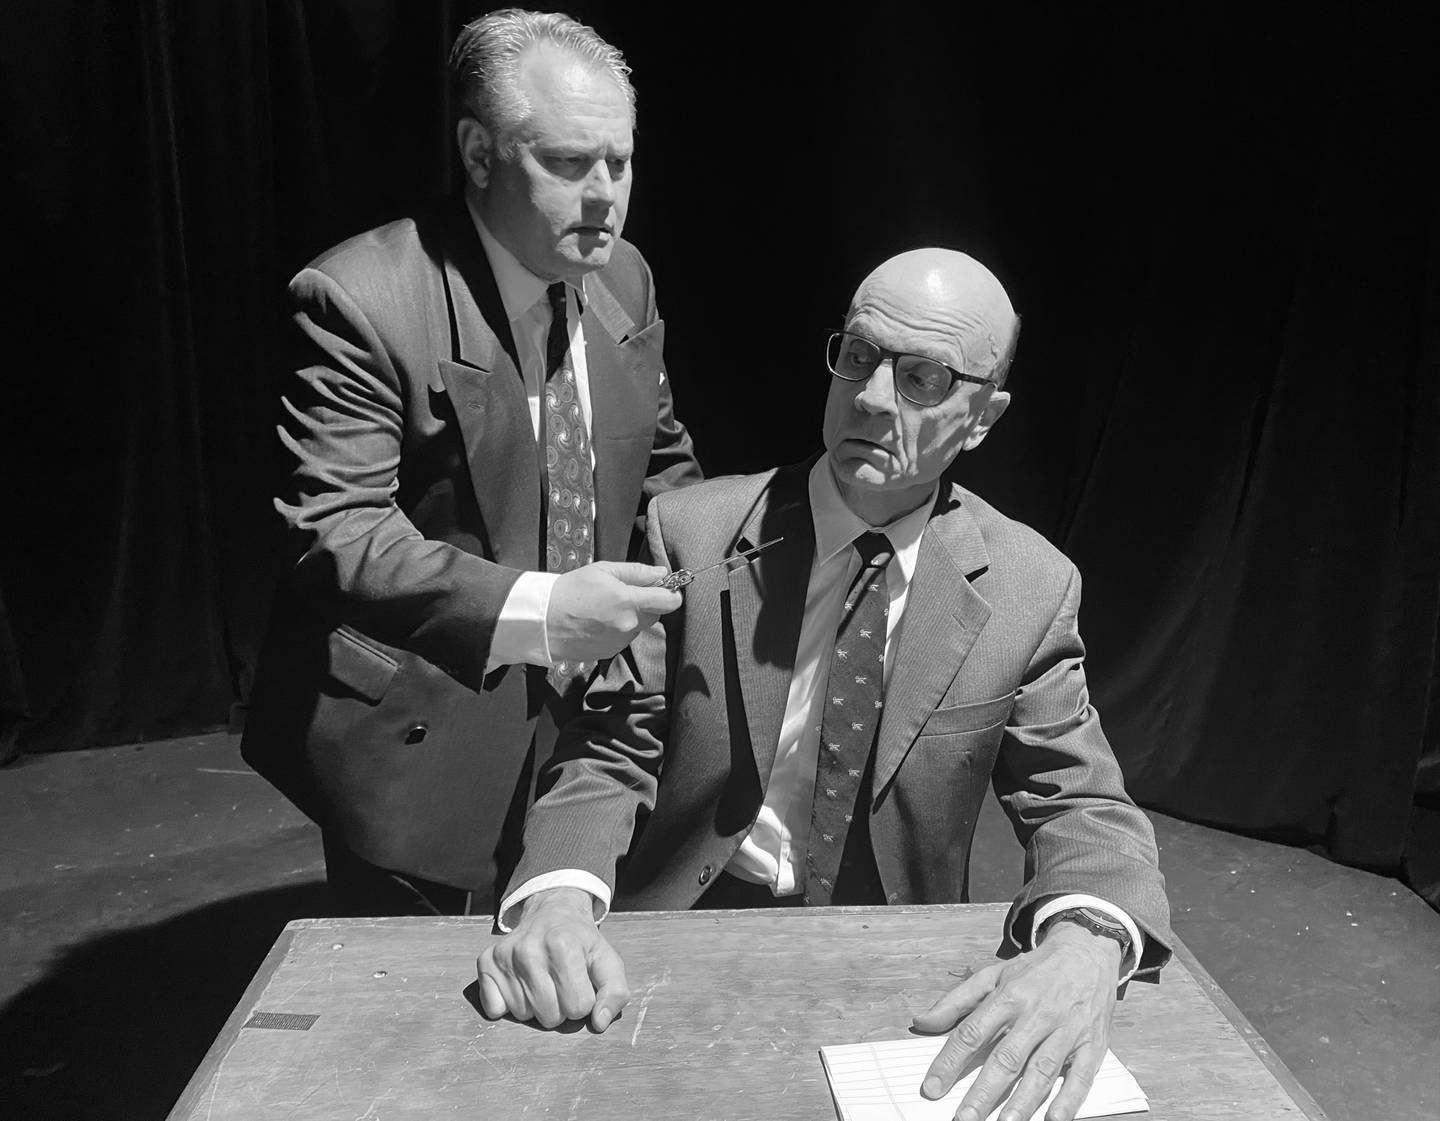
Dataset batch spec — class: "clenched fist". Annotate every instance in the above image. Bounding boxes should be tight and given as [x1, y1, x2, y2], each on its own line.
[477, 887, 630, 1031]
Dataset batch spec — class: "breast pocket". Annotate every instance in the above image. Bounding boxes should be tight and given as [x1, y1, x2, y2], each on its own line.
[592, 320, 665, 440]
[916, 692, 1015, 738]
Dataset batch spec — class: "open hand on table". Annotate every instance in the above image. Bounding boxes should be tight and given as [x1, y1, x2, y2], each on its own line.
[476, 887, 630, 1032]
[911, 923, 1123, 1121]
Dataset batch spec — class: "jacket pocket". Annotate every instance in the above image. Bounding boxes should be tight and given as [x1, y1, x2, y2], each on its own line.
[623, 318, 665, 355]
[917, 692, 1015, 737]
[326, 627, 399, 704]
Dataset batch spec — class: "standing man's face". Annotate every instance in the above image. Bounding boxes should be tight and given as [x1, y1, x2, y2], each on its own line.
[461, 46, 633, 280]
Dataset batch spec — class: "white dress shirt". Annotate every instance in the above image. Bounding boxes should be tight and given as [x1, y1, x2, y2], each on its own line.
[469, 207, 591, 671]
[501, 459, 1145, 979]
[726, 459, 935, 890]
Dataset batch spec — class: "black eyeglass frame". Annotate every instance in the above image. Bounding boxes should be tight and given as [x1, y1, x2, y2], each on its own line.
[825, 328, 994, 408]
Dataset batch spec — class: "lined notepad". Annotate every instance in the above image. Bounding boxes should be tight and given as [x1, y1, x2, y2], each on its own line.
[819, 1037, 1148, 1121]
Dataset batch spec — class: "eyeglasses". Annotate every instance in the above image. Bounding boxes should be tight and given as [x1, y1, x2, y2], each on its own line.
[825, 330, 993, 408]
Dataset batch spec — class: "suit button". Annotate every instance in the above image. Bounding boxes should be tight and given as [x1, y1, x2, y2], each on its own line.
[698, 864, 714, 886]
[404, 723, 428, 745]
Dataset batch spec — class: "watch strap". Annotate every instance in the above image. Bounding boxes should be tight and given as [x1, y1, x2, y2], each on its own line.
[1038, 906, 1135, 970]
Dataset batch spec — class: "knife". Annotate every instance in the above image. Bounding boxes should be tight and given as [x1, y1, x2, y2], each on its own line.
[655, 536, 785, 590]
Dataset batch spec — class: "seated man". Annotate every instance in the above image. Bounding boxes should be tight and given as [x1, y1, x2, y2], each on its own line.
[479, 248, 1172, 1121]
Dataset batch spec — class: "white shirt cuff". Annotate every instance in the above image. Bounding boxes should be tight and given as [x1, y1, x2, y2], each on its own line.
[1030, 893, 1146, 985]
[485, 571, 559, 673]
[496, 869, 613, 933]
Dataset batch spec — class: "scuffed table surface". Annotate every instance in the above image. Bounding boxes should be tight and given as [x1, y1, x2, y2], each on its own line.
[168, 904, 1327, 1120]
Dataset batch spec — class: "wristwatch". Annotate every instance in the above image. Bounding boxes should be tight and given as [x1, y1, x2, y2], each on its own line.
[1037, 906, 1135, 971]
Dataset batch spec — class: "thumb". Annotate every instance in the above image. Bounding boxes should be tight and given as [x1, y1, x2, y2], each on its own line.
[588, 944, 631, 1032]
[596, 561, 671, 587]
[629, 586, 683, 617]
[911, 968, 996, 1033]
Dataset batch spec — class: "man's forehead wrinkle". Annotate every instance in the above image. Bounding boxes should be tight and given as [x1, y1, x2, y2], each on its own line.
[849, 284, 999, 369]
[951, 308, 1002, 370]
[849, 250, 1016, 374]
[851, 292, 965, 339]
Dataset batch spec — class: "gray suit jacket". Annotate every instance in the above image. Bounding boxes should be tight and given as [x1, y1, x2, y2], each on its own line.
[514, 461, 1172, 977]
[242, 198, 701, 898]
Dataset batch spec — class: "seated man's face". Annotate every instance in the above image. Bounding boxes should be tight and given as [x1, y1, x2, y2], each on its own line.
[822, 263, 1010, 511]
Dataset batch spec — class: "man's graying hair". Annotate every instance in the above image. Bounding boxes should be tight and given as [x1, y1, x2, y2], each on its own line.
[449, 8, 635, 154]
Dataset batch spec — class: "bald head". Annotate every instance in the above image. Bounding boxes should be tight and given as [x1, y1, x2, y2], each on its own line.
[847, 248, 1019, 387]
[823, 247, 1016, 524]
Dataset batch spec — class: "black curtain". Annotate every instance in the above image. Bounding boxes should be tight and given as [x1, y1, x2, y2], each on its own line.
[3, 2, 1436, 898]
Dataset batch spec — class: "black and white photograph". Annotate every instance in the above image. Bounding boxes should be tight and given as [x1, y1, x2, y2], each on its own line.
[1, 3, 1436, 1119]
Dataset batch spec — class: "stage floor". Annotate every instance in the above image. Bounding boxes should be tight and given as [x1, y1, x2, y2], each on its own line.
[2, 733, 1437, 1120]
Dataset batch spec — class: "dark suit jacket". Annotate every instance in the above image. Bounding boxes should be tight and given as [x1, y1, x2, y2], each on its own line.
[513, 461, 1172, 977]
[242, 198, 701, 897]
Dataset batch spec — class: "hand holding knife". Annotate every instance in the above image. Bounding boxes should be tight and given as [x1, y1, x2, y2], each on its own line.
[654, 537, 784, 591]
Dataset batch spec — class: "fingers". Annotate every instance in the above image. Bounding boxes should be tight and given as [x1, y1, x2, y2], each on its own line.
[475, 911, 629, 1033]
[477, 936, 571, 1029]
[1043, 1043, 1102, 1121]
[599, 562, 672, 586]
[919, 969, 1014, 1100]
[510, 932, 592, 1029]
[921, 1016, 1003, 1100]
[589, 560, 682, 621]
[935, 1012, 1056, 1121]
[912, 966, 996, 1034]
[477, 948, 533, 1022]
[588, 943, 631, 1032]
[628, 586, 683, 617]
[476, 953, 510, 1020]
[549, 935, 602, 1022]
[920, 945, 1112, 1121]
[967, 1026, 1064, 1121]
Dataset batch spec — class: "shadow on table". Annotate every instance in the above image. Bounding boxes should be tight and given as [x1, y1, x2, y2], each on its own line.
[0, 882, 333, 1121]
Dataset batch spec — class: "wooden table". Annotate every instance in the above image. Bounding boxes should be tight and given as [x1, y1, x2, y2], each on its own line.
[168, 904, 1327, 1120]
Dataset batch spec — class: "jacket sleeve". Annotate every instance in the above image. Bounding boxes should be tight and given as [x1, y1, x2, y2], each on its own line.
[511, 498, 677, 890]
[993, 566, 1174, 980]
[273, 265, 521, 691]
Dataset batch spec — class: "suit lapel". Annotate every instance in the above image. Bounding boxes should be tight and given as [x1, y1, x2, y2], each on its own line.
[433, 200, 541, 571]
[582, 276, 662, 559]
[873, 486, 993, 796]
[724, 465, 816, 781]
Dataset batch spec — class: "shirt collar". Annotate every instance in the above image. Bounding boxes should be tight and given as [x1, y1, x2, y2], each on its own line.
[807, 458, 936, 585]
[467, 200, 584, 323]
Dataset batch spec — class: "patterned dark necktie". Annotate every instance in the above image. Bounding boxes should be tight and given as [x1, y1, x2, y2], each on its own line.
[542, 282, 596, 692]
[805, 531, 893, 905]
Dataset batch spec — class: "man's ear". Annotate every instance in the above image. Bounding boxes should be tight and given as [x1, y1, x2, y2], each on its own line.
[457, 117, 495, 189]
[960, 388, 1010, 451]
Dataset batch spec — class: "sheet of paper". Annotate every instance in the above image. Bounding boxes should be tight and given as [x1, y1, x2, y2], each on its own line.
[819, 1036, 1148, 1121]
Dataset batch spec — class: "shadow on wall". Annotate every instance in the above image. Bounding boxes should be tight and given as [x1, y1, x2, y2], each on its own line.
[0, 883, 333, 1121]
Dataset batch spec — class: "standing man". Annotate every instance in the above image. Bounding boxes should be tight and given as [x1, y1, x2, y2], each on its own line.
[480, 249, 1171, 1121]
[242, 9, 701, 917]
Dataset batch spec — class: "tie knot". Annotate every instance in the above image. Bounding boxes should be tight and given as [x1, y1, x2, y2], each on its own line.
[546, 282, 567, 317]
[854, 531, 893, 569]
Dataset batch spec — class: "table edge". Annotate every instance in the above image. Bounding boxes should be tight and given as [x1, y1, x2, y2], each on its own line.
[164, 921, 301, 1120]
[1167, 937, 1330, 1121]
[163, 906, 1331, 1121]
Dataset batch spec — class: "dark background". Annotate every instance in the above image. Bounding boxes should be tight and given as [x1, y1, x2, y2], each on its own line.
[1, 1, 1436, 900]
